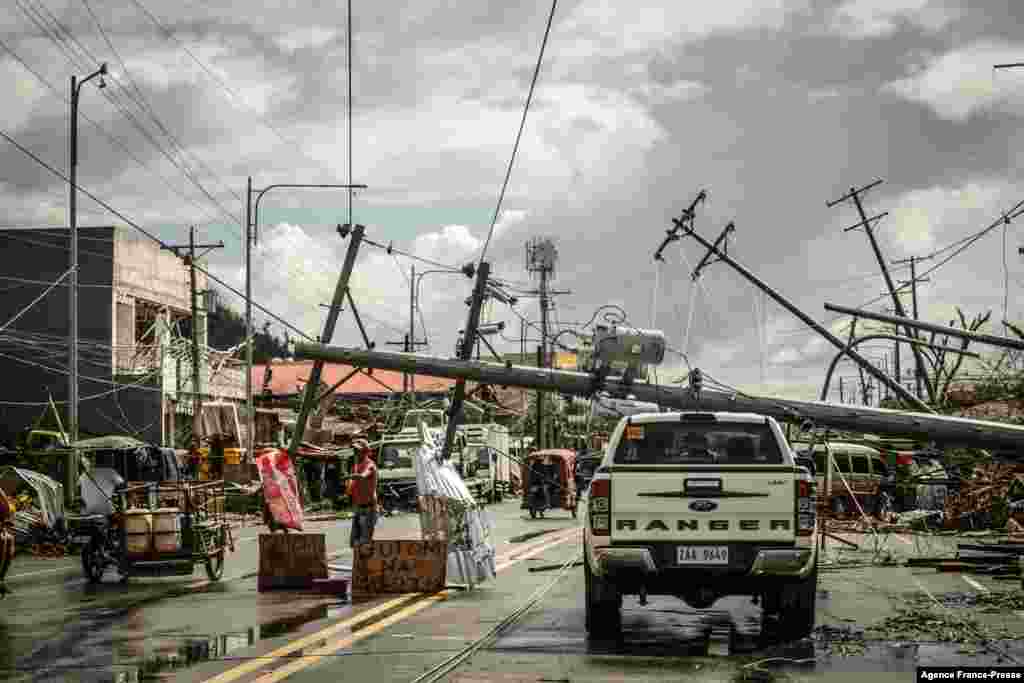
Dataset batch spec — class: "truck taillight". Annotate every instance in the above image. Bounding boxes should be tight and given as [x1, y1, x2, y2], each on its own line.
[589, 477, 611, 536]
[795, 477, 816, 537]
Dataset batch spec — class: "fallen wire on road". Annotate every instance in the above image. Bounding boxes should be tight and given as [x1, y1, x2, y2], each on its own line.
[528, 559, 583, 572]
[408, 550, 579, 683]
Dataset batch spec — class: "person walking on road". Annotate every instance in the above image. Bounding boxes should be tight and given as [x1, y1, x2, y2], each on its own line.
[346, 440, 379, 547]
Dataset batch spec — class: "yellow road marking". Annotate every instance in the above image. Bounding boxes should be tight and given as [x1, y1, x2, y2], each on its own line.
[252, 592, 451, 683]
[221, 526, 581, 682]
[202, 593, 421, 683]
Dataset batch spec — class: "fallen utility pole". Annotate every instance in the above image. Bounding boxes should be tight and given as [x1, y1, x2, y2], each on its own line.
[290, 342, 1024, 451]
[441, 261, 491, 461]
[828, 180, 935, 403]
[824, 303, 1024, 352]
[289, 224, 365, 458]
[164, 228, 224, 451]
[669, 210, 932, 413]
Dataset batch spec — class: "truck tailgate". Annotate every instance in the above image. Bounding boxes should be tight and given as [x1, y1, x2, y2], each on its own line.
[611, 466, 796, 542]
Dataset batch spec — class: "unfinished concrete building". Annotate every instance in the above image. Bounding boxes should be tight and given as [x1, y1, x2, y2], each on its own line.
[0, 226, 245, 448]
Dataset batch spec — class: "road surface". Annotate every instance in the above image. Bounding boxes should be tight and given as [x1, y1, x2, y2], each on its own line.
[2, 503, 1022, 682]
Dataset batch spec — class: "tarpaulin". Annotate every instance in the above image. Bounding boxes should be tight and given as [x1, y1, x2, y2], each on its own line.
[413, 423, 496, 586]
[256, 448, 304, 531]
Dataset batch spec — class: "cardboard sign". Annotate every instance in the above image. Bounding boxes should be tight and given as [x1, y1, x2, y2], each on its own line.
[257, 532, 327, 591]
[352, 540, 447, 597]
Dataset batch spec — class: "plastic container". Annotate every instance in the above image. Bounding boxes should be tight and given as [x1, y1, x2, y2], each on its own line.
[224, 448, 242, 466]
[152, 508, 182, 553]
[123, 509, 153, 556]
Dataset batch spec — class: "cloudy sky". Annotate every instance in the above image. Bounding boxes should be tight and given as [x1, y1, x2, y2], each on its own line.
[3, 0, 1024, 402]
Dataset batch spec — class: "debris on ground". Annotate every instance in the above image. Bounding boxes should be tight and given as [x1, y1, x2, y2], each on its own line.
[945, 464, 1024, 531]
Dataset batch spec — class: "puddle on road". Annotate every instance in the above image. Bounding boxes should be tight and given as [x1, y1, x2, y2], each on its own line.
[491, 596, 1024, 681]
[13, 598, 354, 682]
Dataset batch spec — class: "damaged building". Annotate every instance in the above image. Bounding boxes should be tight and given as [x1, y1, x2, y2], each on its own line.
[0, 226, 245, 448]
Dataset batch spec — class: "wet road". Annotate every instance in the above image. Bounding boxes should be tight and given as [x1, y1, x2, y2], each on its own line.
[3, 507, 1023, 683]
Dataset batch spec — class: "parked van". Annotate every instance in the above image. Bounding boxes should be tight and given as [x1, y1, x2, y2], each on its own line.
[791, 441, 887, 515]
[792, 441, 948, 515]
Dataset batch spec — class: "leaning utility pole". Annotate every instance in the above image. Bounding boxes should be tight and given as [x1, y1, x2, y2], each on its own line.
[289, 224, 365, 457]
[440, 261, 491, 461]
[164, 228, 224, 448]
[670, 208, 933, 413]
[828, 180, 934, 403]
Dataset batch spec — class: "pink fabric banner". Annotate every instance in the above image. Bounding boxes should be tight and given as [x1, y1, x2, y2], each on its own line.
[256, 448, 304, 531]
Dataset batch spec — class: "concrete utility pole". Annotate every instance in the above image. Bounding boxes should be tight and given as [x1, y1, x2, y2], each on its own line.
[289, 224, 365, 458]
[825, 303, 1024, 351]
[292, 342, 1024, 452]
[385, 334, 411, 393]
[828, 180, 934, 403]
[164, 228, 224, 449]
[670, 211, 932, 413]
[67, 62, 107, 505]
[441, 261, 491, 461]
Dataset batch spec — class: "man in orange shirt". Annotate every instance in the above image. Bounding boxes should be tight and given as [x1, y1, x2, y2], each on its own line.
[345, 440, 379, 547]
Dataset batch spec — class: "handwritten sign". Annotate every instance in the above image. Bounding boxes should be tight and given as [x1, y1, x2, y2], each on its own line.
[258, 532, 327, 591]
[352, 540, 448, 597]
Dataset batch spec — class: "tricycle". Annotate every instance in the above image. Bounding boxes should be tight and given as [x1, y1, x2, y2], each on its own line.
[77, 475, 233, 583]
[521, 449, 577, 519]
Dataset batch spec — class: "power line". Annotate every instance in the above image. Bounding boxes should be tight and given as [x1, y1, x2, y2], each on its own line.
[0, 36, 226, 226]
[0, 124, 315, 343]
[10, 1, 244, 234]
[126, 0, 343, 181]
[478, 0, 558, 265]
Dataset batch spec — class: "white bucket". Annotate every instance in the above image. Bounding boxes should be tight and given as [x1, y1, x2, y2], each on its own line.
[152, 508, 182, 553]
[124, 509, 152, 556]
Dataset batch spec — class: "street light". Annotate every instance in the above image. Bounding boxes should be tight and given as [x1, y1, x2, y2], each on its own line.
[244, 179, 367, 464]
[68, 61, 107, 505]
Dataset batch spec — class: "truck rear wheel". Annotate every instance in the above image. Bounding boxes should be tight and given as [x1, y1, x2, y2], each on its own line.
[585, 558, 621, 638]
[772, 565, 817, 640]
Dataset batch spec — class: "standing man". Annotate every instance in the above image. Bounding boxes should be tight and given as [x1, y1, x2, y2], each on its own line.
[346, 440, 378, 547]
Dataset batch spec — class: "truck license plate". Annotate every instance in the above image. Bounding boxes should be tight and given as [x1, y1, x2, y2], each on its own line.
[71, 535, 92, 544]
[677, 545, 729, 565]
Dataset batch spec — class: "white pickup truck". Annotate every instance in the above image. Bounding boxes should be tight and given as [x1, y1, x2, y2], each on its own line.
[583, 411, 819, 639]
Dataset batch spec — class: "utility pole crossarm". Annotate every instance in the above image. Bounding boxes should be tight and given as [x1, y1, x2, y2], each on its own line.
[654, 189, 706, 262]
[690, 222, 735, 281]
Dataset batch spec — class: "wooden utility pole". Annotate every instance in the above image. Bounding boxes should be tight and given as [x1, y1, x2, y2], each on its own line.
[163, 227, 224, 447]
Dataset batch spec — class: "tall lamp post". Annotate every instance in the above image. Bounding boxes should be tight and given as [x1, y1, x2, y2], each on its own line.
[68, 62, 107, 506]
[245, 180, 367, 461]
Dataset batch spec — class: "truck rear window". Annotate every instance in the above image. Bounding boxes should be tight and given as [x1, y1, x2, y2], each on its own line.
[613, 422, 783, 465]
